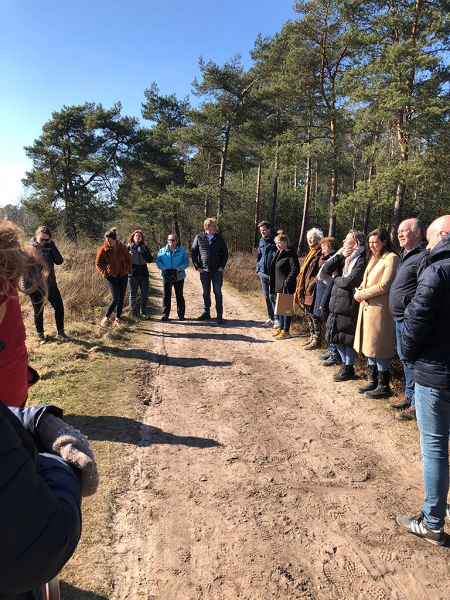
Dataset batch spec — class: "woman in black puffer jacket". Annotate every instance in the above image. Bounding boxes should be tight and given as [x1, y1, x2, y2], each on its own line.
[127, 229, 153, 318]
[322, 230, 366, 381]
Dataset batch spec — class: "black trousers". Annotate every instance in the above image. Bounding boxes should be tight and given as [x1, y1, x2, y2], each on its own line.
[162, 279, 185, 318]
[30, 286, 65, 335]
[106, 275, 128, 318]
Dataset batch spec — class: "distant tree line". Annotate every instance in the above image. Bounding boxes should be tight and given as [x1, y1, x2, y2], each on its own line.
[4, 0, 450, 252]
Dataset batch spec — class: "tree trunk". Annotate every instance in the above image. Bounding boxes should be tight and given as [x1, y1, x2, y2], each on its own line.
[298, 127, 311, 255]
[173, 213, 181, 245]
[270, 138, 279, 227]
[217, 122, 231, 218]
[253, 163, 262, 249]
[328, 117, 338, 237]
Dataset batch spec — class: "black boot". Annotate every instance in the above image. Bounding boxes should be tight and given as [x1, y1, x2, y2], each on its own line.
[333, 365, 355, 381]
[358, 365, 378, 394]
[197, 312, 211, 321]
[365, 370, 391, 399]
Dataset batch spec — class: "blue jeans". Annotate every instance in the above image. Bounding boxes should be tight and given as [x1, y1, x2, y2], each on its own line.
[258, 272, 275, 320]
[200, 271, 223, 316]
[396, 321, 415, 406]
[278, 314, 292, 333]
[129, 276, 149, 314]
[367, 357, 389, 371]
[335, 344, 357, 366]
[415, 383, 450, 529]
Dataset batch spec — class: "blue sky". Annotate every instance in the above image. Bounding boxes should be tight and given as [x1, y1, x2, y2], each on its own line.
[0, 0, 297, 206]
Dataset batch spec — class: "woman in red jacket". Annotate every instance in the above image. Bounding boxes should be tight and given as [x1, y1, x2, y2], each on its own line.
[95, 228, 132, 327]
[0, 220, 43, 407]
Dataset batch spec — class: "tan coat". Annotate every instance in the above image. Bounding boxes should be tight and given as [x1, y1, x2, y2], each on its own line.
[353, 251, 400, 359]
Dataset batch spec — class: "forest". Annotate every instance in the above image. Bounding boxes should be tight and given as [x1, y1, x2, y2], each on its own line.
[3, 0, 450, 252]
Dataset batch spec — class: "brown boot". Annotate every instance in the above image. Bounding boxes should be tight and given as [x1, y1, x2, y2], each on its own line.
[395, 406, 416, 421]
[304, 335, 320, 350]
[388, 396, 411, 411]
[303, 335, 314, 346]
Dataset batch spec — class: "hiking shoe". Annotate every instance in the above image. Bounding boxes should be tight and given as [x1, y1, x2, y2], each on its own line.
[140, 311, 150, 320]
[273, 319, 280, 329]
[318, 351, 331, 360]
[333, 365, 355, 381]
[272, 328, 282, 337]
[197, 312, 211, 321]
[396, 513, 445, 546]
[160, 315, 169, 321]
[56, 330, 69, 342]
[113, 318, 122, 327]
[178, 316, 186, 321]
[388, 397, 412, 411]
[216, 317, 224, 324]
[38, 333, 47, 345]
[322, 354, 341, 367]
[304, 336, 320, 350]
[276, 331, 292, 340]
[100, 317, 109, 328]
[262, 318, 274, 328]
[396, 406, 416, 421]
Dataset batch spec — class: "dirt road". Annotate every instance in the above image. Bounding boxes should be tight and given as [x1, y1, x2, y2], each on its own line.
[110, 267, 450, 600]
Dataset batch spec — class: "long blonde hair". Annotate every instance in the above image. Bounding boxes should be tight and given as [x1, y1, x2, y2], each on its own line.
[0, 219, 48, 298]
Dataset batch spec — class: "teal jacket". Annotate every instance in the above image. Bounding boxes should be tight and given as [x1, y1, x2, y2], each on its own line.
[156, 245, 189, 280]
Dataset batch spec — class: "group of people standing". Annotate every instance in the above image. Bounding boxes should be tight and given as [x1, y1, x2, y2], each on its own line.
[95, 218, 229, 326]
[257, 215, 450, 547]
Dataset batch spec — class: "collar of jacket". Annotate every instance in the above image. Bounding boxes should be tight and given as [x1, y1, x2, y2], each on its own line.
[430, 232, 450, 261]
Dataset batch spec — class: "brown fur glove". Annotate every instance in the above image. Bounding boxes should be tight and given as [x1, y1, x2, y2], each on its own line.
[37, 413, 99, 497]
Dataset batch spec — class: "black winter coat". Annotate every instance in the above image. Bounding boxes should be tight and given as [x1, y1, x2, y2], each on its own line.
[323, 247, 367, 347]
[401, 233, 450, 391]
[127, 242, 153, 278]
[269, 248, 300, 295]
[30, 239, 64, 289]
[191, 233, 228, 273]
[0, 403, 82, 600]
[388, 241, 429, 321]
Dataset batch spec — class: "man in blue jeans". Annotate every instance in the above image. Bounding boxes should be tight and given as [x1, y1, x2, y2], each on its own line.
[256, 221, 278, 328]
[388, 218, 429, 421]
[397, 215, 450, 546]
[191, 218, 228, 324]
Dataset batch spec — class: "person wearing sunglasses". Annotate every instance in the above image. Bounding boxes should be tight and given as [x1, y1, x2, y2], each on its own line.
[26, 226, 68, 345]
[156, 234, 189, 321]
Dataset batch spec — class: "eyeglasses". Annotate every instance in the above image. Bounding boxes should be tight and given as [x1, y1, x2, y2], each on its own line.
[39, 237, 50, 241]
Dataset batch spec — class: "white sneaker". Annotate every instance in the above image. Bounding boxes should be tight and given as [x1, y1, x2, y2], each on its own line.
[273, 319, 280, 329]
[262, 319, 274, 328]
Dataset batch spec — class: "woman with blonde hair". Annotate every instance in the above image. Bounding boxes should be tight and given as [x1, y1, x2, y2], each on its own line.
[0, 220, 45, 406]
[95, 228, 132, 327]
[322, 230, 367, 381]
[354, 227, 399, 398]
[269, 231, 300, 340]
[27, 225, 68, 344]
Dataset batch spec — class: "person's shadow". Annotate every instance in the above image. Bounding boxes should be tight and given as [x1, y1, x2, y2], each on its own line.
[65, 414, 221, 448]
[59, 581, 108, 599]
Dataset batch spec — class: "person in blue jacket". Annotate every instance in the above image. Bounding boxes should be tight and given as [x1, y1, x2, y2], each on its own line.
[256, 221, 278, 328]
[156, 233, 189, 321]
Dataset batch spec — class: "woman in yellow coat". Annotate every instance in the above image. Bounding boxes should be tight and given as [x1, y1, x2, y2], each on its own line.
[354, 228, 399, 398]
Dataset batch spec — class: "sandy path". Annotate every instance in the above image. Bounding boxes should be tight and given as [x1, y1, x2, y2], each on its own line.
[110, 266, 450, 600]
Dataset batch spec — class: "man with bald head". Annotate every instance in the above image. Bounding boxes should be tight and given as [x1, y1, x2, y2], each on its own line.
[397, 215, 450, 545]
[388, 218, 428, 420]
